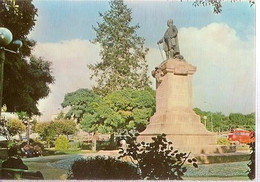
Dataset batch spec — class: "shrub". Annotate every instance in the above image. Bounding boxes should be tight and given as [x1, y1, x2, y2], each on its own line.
[55, 135, 69, 150]
[118, 131, 198, 180]
[7, 141, 17, 148]
[96, 141, 117, 150]
[217, 137, 230, 145]
[67, 156, 140, 180]
[68, 141, 80, 150]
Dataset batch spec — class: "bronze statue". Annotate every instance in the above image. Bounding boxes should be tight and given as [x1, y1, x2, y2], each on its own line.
[157, 19, 182, 59]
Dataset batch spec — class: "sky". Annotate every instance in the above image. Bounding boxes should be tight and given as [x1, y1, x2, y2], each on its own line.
[28, 0, 256, 121]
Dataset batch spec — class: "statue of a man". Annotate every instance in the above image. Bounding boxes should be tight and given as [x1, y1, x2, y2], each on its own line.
[157, 19, 181, 59]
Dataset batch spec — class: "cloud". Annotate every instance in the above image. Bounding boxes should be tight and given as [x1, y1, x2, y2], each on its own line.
[32, 40, 100, 121]
[147, 23, 255, 115]
[33, 23, 255, 121]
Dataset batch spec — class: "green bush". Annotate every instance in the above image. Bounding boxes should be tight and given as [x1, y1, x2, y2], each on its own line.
[118, 131, 198, 180]
[217, 137, 230, 145]
[67, 156, 140, 180]
[80, 143, 91, 150]
[55, 135, 69, 150]
[68, 141, 80, 150]
[96, 141, 117, 150]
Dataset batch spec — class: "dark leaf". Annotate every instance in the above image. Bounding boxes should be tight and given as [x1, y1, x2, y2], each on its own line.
[192, 158, 197, 162]
[193, 163, 198, 168]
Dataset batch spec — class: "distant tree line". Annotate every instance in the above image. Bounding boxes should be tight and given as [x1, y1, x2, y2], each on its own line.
[194, 108, 255, 132]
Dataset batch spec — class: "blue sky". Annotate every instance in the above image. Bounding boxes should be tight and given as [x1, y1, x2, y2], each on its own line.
[30, 1, 255, 43]
[28, 1, 256, 121]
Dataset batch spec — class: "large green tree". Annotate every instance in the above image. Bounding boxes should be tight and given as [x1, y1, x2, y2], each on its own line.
[61, 89, 99, 123]
[81, 88, 155, 135]
[0, 0, 54, 115]
[88, 0, 150, 96]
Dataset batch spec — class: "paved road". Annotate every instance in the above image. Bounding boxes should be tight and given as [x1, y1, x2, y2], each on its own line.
[22, 151, 119, 179]
[22, 151, 249, 180]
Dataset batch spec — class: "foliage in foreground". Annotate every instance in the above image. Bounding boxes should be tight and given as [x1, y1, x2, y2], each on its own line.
[247, 133, 255, 180]
[118, 132, 198, 180]
[193, 0, 255, 14]
[0, 1, 55, 115]
[67, 156, 140, 180]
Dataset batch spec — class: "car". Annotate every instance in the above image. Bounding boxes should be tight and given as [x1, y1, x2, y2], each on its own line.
[228, 128, 254, 145]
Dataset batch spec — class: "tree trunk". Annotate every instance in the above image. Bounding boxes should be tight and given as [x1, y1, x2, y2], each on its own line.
[26, 121, 30, 144]
[109, 133, 115, 147]
[92, 131, 98, 152]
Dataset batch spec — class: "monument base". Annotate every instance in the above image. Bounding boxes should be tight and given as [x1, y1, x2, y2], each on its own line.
[138, 110, 219, 154]
[137, 58, 223, 154]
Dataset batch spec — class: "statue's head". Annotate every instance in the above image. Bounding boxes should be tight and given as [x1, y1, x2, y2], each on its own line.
[167, 19, 173, 27]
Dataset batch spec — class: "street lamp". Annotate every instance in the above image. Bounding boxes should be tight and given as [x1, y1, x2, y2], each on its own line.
[203, 115, 207, 128]
[0, 27, 22, 118]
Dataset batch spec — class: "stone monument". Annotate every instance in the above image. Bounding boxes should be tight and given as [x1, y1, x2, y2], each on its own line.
[137, 19, 217, 154]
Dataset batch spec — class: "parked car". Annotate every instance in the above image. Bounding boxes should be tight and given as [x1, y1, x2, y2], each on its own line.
[228, 128, 255, 145]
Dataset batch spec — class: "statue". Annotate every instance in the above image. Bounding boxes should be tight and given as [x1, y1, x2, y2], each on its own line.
[157, 19, 182, 59]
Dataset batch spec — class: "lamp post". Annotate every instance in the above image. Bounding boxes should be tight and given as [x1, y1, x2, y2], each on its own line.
[203, 115, 207, 128]
[0, 27, 22, 118]
[210, 112, 213, 132]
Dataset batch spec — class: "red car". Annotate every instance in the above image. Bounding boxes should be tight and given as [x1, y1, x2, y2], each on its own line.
[228, 129, 255, 145]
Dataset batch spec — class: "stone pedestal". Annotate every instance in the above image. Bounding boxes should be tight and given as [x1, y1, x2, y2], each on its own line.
[138, 58, 217, 154]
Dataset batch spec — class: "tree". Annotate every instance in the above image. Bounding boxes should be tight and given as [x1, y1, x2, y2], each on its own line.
[244, 113, 255, 130]
[193, 108, 255, 132]
[51, 119, 77, 136]
[61, 89, 99, 123]
[81, 88, 155, 136]
[34, 120, 77, 142]
[80, 88, 155, 151]
[55, 111, 65, 120]
[0, 0, 55, 115]
[193, 0, 255, 14]
[34, 122, 55, 148]
[88, 0, 150, 96]
[6, 118, 26, 139]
